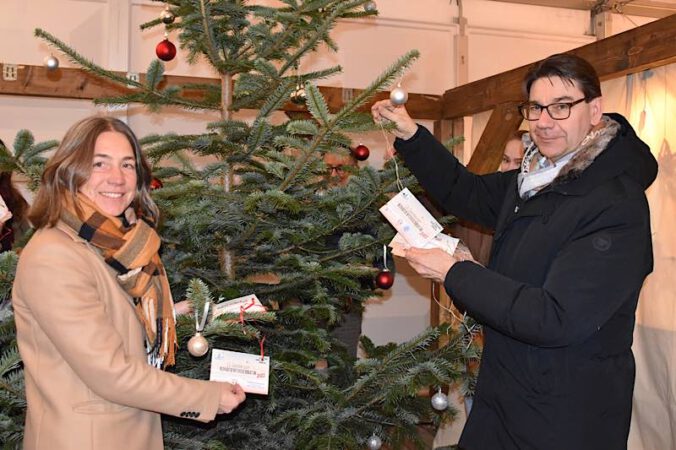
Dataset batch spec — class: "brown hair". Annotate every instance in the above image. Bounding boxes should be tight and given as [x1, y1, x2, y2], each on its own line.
[28, 116, 158, 229]
[523, 53, 601, 101]
[509, 130, 528, 143]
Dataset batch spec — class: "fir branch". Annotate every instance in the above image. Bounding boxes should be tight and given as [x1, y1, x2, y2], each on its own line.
[304, 83, 331, 126]
[34, 29, 217, 111]
[197, 0, 226, 71]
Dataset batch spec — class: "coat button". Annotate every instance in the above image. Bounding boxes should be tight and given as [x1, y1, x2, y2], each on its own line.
[514, 205, 519, 213]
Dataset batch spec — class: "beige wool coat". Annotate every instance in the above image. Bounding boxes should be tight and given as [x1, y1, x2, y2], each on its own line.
[13, 222, 223, 450]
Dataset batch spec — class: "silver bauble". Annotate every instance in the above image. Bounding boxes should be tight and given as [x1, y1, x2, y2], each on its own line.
[187, 332, 209, 357]
[431, 391, 449, 411]
[364, 1, 377, 12]
[389, 86, 408, 106]
[160, 9, 176, 24]
[44, 55, 59, 72]
[366, 434, 382, 450]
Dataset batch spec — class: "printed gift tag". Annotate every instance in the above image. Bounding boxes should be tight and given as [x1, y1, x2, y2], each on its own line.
[379, 188, 443, 247]
[212, 294, 267, 318]
[389, 232, 459, 257]
[210, 349, 270, 395]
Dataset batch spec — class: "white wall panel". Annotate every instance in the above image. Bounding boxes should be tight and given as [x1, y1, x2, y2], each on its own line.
[466, 28, 593, 82]
[0, 0, 109, 67]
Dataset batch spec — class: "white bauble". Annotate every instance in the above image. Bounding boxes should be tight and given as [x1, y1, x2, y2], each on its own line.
[389, 87, 408, 106]
[366, 434, 382, 450]
[431, 391, 449, 411]
[187, 332, 209, 357]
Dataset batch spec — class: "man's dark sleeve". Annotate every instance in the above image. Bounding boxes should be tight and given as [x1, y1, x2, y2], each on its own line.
[443, 196, 652, 347]
[394, 125, 512, 230]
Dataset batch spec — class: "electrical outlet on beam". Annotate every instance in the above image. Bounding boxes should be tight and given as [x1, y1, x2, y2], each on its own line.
[2, 64, 18, 81]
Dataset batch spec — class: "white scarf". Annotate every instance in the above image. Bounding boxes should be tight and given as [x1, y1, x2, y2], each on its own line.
[517, 128, 604, 199]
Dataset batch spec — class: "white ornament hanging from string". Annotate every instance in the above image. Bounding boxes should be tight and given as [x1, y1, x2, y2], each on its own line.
[44, 55, 59, 71]
[366, 434, 382, 450]
[389, 82, 408, 106]
[160, 6, 176, 24]
[431, 387, 449, 411]
[187, 301, 211, 357]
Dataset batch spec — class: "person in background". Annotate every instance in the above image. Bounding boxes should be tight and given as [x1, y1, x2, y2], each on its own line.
[324, 150, 358, 187]
[372, 53, 657, 450]
[323, 150, 365, 358]
[0, 139, 30, 252]
[499, 130, 527, 172]
[12, 116, 245, 450]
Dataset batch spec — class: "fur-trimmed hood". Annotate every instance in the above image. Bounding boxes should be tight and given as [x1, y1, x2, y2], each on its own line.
[523, 113, 657, 194]
[555, 115, 620, 184]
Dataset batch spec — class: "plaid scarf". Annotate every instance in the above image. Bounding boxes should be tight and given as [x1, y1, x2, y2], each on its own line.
[61, 194, 176, 368]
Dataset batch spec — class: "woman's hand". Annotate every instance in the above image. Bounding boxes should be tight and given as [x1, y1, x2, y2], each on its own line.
[371, 100, 418, 140]
[217, 382, 246, 414]
[404, 247, 458, 283]
[174, 300, 193, 316]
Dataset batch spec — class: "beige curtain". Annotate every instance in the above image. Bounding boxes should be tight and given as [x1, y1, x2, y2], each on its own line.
[603, 64, 676, 450]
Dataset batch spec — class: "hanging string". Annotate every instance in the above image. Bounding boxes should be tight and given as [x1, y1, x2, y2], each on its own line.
[431, 285, 464, 324]
[259, 335, 266, 361]
[378, 120, 405, 192]
[195, 301, 210, 333]
[238, 297, 259, 334]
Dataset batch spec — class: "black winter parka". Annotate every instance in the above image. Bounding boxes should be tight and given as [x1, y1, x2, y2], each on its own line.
[394, 113, 657, 450]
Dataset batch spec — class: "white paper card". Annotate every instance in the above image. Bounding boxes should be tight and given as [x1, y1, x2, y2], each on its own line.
[212, 294, 267, 318]
[389, 232, 459, 257]
[210, 349, 270, 395]
[379, 188, 443, 247]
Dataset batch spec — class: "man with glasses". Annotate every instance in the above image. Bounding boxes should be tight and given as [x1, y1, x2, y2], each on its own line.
[371, 53, 657, 449]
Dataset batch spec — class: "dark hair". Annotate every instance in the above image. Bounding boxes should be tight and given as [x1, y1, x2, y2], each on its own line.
[523, 53, 601, 100]
[0, 139, 29, 250]
[28, 116, 158, 229]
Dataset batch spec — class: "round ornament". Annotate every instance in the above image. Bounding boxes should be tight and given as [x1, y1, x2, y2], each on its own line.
[187, 332, 209, 357]
[44, 55, 60, 72]
[431, 390, 449, 411]
[150, 177, 163, 191]
[389, 86, 408, 106]
[375, 269, 394, 290]
[160, 8, 176, 25]
[364, 1, 377, 12]
[156, 39, 177, 61]
[290, 85, 306, 105]
[366, 434, 382, 450]
[351, 144, 370, 161]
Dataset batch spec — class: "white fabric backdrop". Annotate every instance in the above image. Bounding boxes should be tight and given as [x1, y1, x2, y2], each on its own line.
[602, 64, 676, 450]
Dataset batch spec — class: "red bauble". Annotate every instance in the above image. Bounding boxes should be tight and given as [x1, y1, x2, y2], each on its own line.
[150, 177, 163, 191]
[375, 269, 394, 289]
[156, 39, 177, 61]
[351, 144, 370, 161]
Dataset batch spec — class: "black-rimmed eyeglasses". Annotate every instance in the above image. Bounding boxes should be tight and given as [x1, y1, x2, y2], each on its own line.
[519, 98, 587, 121]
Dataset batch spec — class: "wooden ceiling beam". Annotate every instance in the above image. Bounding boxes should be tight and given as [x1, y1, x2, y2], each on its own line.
[488, 0, 676, 18]
[441, 13, 676, 119]
[0, 65, 441, 120]
[466, 102, 523, 174]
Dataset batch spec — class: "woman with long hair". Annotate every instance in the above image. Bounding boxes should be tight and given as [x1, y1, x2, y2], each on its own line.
[12, 116, 245, 450]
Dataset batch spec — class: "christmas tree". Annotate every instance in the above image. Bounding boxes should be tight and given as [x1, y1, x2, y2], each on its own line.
[0, 1, 470, 448]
